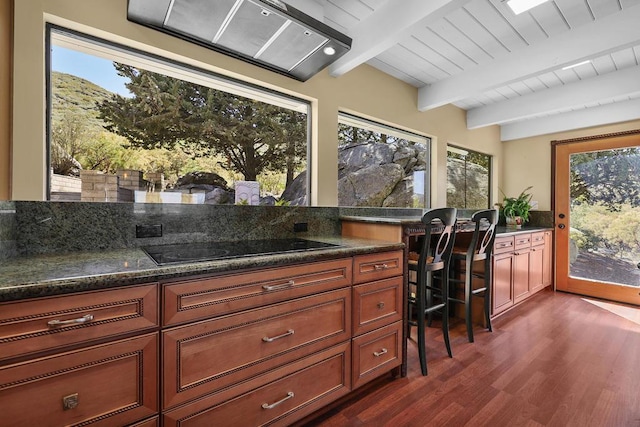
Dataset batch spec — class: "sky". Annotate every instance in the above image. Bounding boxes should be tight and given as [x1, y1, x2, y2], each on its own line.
[51, 46, 131, 97]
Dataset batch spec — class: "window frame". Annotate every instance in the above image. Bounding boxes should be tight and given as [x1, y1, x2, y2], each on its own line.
[337, 112, 432, 208]
[45, 24, 312, 204]
[446, 144, 492, 210]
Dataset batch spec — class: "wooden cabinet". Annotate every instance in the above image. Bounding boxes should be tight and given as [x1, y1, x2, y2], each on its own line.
[350, 252, 403, 389]
[2, 251, 404, 426]
[493, 250, 515, 314]
[0, 285, 160, 426]
[162, 251, 404, 425]
[492, 230, 553, 317]
[513, 249, 532, 303]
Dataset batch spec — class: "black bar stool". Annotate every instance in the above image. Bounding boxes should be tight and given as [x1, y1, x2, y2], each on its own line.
[407, 207, 457, 376]
[449, 209, 498, 343]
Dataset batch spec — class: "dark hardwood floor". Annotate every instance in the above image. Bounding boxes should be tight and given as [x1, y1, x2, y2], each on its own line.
[306, 288, 640, 426]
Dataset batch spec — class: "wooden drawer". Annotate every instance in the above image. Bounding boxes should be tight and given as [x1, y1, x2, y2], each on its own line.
[162, 288, 351, 408]
[0, 333, 158, 427]
[352, 277, 402, 336]
[163, 258, 352, 326]
[351, 321, 402, 389]
[514, 233, 532, 250]
[0, 284, 159, 362]
[531, 231, 545, 247]
[494, 236, 514, 254]
[163, 342, 351, 427]
[352, 251, 403, 285]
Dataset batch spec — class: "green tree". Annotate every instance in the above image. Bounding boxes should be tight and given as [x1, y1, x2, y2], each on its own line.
[98, 64, 306, 181]
[570, 149, 640, 210]
[50, 112, 95, 175]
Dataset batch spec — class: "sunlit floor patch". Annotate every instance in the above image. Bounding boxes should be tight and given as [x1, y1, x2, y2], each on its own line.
[583, 298, 640, 326]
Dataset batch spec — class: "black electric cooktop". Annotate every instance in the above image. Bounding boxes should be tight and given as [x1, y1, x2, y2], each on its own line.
[143, 238, 340, 266]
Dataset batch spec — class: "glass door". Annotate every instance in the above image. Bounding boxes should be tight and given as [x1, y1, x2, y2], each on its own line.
[554, 131, 640, 305]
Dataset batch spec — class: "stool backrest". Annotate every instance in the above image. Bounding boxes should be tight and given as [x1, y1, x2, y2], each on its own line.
[419, 207, 457, 269]
[468, 209, 499, 259]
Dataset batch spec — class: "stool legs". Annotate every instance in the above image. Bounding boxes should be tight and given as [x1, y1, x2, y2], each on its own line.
[464, 255, 474, 343]
[483, 257, 492, 333]
[415, 271, 452, 376]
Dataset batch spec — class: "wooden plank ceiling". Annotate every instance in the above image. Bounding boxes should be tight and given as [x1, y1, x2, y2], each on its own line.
[295, 0, 640, 140]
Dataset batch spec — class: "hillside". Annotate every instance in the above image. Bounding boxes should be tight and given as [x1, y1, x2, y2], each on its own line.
[51, 71, 115, 131]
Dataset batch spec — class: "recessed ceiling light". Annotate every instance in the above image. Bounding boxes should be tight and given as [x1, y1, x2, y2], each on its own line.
[561, 60, 592, 70]
[506, 0, 550, 14]
[323, 46, 336, 56]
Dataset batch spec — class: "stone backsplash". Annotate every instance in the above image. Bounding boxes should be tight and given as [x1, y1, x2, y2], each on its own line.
[0, 202, 341, 258]
[0, 202, 554, 260]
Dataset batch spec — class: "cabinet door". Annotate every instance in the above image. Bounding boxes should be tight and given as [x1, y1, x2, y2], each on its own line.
[351, 321, 402, 389]
[492, 252, 514, 315]
[529, 245, 545, 294]
[543, 231, 553, 286]
[513, 250, 531, 304]
[352, 277, 402, 336]
[0, 333, 158, 427]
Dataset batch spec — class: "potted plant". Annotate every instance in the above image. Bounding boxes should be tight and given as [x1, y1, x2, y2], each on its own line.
[501, 186, 533, 228]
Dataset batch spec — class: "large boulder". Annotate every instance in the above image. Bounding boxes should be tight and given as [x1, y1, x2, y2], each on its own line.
[338, 163, 404, 207]
[446, 157, 489, 208]
[175, 171, 229, 191]
[204, 187, 234, 205]
[280, 171, 307, 206]
[383, 177, 417, 207]
[338, 143, 396, 178]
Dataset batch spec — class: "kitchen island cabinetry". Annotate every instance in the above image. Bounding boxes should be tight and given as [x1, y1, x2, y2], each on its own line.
[0, 284, 159, 427]
[341, 216, 553, 322]
[492, 231, 553, 316]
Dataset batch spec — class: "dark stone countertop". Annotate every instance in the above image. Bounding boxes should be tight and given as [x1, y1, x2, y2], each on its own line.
[340, 215, 553, 234]
[494, 226, 553, 235]
[0, 236, 403, 303]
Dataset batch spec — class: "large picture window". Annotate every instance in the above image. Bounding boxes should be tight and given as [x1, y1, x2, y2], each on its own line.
[446, 145, 491, 209]
[47, 26, 310, 205]
[337, 113, 430, 208]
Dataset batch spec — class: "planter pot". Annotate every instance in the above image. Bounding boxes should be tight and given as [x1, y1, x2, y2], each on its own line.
[506, 216, 523, 229]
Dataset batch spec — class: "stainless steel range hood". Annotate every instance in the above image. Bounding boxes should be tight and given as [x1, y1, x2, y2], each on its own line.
[127, 0, 352, 81]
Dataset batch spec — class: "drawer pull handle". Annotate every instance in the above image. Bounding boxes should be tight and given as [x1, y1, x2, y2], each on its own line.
[377, 302, 385, 309]
[262, 329, 294, 342]
[47, 314, 94, 328]
[62, 393, 79, 410]
[374, 263, 389, 270]
[374, 348, 388, 357]
[262, 391, 294, 410]
[262, 280, 295, 292]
